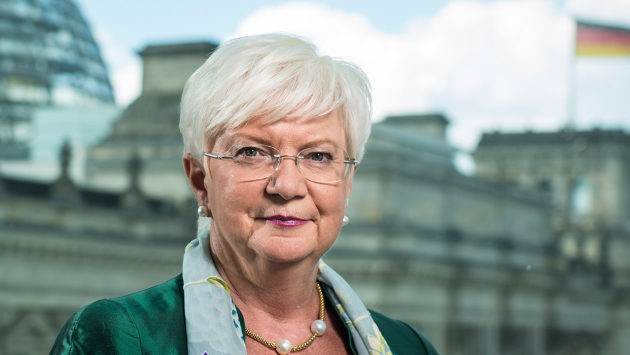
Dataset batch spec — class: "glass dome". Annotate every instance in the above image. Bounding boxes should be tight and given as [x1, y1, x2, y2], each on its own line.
[0, 0, 114, 159]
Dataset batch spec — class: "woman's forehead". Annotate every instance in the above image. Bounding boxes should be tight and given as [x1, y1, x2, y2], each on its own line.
[209, 111, 347, 150]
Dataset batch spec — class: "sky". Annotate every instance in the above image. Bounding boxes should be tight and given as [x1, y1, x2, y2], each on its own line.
[75, 0, 630, 168]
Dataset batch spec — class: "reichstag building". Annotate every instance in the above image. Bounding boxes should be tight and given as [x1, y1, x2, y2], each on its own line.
[1, 1, 629, 354]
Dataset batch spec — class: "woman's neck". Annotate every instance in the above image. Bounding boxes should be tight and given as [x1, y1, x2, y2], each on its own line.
[208, 229, 352, 355]
[209, 231, 321, 322]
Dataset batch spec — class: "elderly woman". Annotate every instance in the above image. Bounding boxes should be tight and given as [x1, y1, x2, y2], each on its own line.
[50, 34, 438, 355]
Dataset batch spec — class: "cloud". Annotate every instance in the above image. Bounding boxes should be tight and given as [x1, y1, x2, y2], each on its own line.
[92, 26, 142, 107]
[569, 0, 630, 27]
[111, 62, 141, 107]
[229, 0, 629, 152]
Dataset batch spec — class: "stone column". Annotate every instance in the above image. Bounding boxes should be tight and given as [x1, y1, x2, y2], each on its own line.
[484, 323, 500, 355]
[0, 159, 6, 195]
[532, 326, 546, 355]
[429, 322, 447, 355]
[608, 325, 630, 355]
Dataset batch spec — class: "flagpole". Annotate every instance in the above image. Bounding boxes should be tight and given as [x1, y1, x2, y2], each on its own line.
[567, 18, 578, 129]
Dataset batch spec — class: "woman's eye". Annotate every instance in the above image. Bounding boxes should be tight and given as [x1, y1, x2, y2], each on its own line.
[234, 147, 264, 158]
[243, 148, 258, 157]
[309, 152, 330, 162]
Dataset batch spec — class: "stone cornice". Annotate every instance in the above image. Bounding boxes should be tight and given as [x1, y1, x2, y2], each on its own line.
[0, 227, 185, 266]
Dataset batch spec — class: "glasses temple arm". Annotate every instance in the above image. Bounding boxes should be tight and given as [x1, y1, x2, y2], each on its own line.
[203, 152, 234, 160]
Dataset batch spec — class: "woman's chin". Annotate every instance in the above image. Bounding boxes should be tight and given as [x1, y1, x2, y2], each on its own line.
[249, 235, 319, 264]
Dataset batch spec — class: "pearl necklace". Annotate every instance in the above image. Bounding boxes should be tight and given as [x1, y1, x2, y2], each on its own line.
[245, 283, 327, 354]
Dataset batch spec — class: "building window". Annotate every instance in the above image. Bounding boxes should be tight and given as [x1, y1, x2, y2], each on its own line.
[583, 235, 600, 264]
[570, 177, 592, 216]
[539, 179, 553, 194]
[561, 233, 579, 258]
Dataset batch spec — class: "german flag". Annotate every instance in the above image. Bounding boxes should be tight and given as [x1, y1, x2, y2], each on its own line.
[576, 20, 630, 56]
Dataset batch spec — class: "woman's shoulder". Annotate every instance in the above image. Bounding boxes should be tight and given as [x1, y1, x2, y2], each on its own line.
[107, 273, 185, 314]
[50, 274, 186, 355]
[369, 309, 440, 355]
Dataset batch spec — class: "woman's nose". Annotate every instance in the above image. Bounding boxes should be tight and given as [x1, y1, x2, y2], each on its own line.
[265, 156, 307, 200]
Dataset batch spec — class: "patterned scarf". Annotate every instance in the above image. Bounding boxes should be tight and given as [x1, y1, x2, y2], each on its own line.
[182, 223, 392, 355]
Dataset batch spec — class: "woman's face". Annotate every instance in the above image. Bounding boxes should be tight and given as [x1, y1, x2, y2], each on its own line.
[203, 109, 354, 264]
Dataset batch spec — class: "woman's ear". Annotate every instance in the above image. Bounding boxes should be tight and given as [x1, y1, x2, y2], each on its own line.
[183, 153, 212, 217]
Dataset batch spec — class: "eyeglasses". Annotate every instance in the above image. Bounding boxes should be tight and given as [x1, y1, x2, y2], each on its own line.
[203, 143, 357, 184]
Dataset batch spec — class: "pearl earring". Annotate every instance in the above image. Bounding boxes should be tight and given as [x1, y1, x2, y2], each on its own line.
[197, 206, 208, 217]
[342, 215, 349, 226]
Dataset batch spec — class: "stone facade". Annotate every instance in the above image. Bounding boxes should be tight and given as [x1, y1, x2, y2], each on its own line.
[321, 119, 630, 355]
[474, 130, 630, 280]
[0, 145, 195, 354]
[468, 129, 630, 354]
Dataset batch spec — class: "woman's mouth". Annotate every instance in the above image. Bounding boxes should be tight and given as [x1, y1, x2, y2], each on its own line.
[264, 215, 309, 227]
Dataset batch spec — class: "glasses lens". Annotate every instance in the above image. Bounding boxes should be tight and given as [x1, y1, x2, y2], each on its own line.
[298, 147, 348, 183]
[227, 143, 278, 180]
[220, 144, 353, 183]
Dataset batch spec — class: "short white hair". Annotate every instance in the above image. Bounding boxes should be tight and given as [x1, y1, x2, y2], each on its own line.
[179, 33, 372, 164]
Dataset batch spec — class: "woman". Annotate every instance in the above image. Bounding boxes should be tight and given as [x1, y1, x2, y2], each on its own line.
[50, 34, 438, 355]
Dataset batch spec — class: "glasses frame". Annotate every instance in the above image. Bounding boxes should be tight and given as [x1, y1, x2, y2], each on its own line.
[203, 143, 357, 184]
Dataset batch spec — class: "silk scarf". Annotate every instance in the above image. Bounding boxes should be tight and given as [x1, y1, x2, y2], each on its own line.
[182, 222, 392, 355]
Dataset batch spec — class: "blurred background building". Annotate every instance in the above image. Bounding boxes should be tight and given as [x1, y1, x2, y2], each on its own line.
[85, 41, 217, 205]
[0, 0, 114, 152]
[1, 1, 630, 355]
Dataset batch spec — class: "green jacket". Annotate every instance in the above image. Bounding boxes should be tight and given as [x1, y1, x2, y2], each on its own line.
[50, 274, 438, 355]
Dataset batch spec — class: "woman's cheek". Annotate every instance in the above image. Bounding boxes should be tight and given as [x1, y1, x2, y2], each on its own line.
[315, 188, 346, 221]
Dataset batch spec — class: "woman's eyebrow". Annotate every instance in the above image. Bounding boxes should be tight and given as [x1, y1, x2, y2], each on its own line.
[227, 133, 272, 146]
[228, 134, 341, 148]
[300, 139, 340, 148]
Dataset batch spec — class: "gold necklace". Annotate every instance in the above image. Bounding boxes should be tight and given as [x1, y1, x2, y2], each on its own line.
[245, 283, 326, 354]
